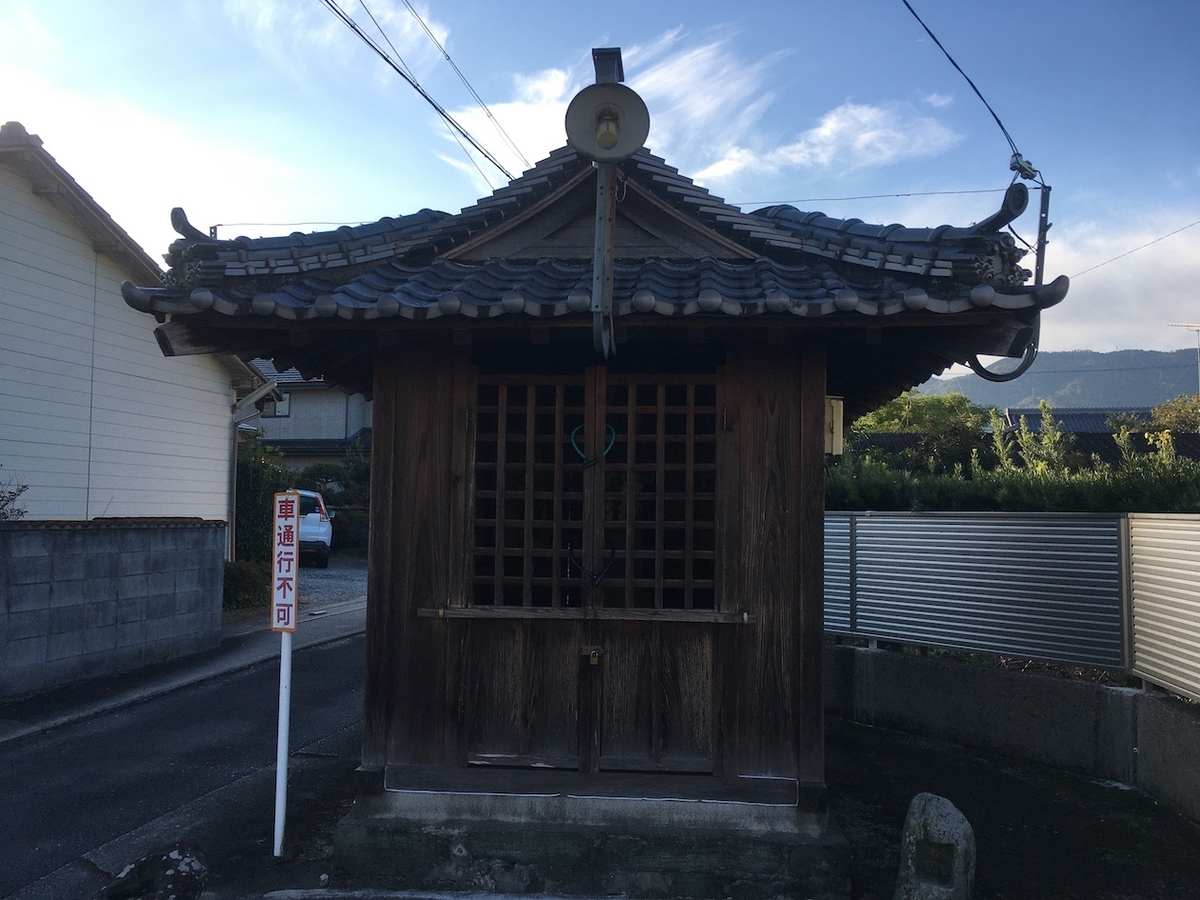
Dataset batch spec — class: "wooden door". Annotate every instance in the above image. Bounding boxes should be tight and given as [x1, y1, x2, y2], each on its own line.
[465, 371, 719, 773]
[592, 377, 718, 772]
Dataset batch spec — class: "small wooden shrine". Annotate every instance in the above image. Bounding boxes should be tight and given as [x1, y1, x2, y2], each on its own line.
[124, 51, 1066, 897]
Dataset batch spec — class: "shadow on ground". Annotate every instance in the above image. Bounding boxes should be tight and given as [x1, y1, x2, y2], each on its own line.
[825, 718, 1200, 900]
[195, 716, 1200, 899]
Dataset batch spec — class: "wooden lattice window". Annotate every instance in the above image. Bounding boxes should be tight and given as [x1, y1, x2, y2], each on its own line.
[472, 379, 586, 608]
[471, 375, 717, 611]
[599, 379, 717, 611]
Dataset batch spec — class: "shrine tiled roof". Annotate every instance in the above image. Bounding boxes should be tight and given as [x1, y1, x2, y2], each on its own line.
[123, 146, 1068, 324]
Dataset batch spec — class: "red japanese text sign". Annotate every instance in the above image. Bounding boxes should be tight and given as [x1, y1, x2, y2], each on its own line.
[271, 491, 300, 632]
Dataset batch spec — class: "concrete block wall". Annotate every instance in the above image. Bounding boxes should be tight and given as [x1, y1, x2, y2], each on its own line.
[1135, 691, 1200, 824]
[0, 520, 225, 697]
[826, 643, 1200, 826]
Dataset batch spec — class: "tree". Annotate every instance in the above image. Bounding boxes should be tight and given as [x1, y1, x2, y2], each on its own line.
[339, 437, 371, 506]
[235, 430, 291, 562]
[1151, 394, 1200, 433]
[0, 465, 28, 521]
[850, 390, 996, 475]
[295, 462, 345, 496]
[1013, 400, 1076, 474]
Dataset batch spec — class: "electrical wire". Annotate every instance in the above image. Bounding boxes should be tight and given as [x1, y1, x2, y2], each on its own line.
[901, 0, 1034, 180]
[399, 0, 531, 171]
[356, 0, 495, 189]
[901, 0, 1049, 383]
[732, 187, 1007, 207]
[355, 0, 416, 81]
[211, 221, 377, 232]
[1072, 219, 1200, 279]
[319, 0, 514, 182]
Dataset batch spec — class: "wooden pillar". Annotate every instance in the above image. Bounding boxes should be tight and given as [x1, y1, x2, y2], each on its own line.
[362, 344, 469, 770]
[719, 342, 825, 782]
[796, 342, 827, 784]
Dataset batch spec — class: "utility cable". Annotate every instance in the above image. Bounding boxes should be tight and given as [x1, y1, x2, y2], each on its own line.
[901, 0, 1028, 173]
[902, 0, 1047, 383]
[733, 187, 1007, 207]
[354, 0, 495, 188]
[355, 0, 416, 82]
[400, 0, 531, 171]
[1072, 219, 1200, 279]
[319, 0, 514, 182]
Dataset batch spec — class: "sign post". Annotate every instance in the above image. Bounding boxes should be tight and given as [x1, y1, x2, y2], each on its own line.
[270, 491, 300, 858]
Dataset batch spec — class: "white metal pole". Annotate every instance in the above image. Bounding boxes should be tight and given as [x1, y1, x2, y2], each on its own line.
[273, 629, 293, 857]
[1194, 329, 1199, 398]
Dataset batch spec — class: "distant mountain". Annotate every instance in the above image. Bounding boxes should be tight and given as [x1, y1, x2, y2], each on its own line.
[920, 349, 1198, 409]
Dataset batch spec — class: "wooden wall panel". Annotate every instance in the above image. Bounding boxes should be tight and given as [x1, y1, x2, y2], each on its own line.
[467, 620, 582, 767]
[362, 354, 397, 768]
[599, 622, 655, 766]
[599, 621, 713, 772]
[657, 623, 714, 769]
[466, 620, 525, 760]
[363, 345, 461, 767]
[722, 346, 807, 778]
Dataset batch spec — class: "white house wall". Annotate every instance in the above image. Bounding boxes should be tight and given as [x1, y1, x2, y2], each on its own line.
[0, 165, 234, 521]
[258, 387, 372, 442]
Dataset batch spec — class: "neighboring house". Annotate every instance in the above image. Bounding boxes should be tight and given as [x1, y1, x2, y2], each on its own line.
[0, 121, 271, 697]
[0, 121, 266, 523]
[1004, 406, 1152, 433]
[1005, 405, 1200, 463]
[121, 54, 1068, 894]
[251, 357, 372, 470]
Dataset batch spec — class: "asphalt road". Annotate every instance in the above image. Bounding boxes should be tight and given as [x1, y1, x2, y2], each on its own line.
[5, 556, 1200, 899]
[1, 630, 365, 900]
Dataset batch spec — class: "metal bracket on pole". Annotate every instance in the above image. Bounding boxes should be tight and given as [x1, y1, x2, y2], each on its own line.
[592, 163, 617, 358]
[564, 48, 650, 360]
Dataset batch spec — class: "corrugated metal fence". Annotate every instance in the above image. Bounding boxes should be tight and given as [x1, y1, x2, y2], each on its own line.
[824, 511, 1200, 701]
[1127, 514, 1200, 702]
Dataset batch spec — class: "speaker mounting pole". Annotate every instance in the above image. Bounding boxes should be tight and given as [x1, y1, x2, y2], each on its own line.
[564, 48, 651, 359]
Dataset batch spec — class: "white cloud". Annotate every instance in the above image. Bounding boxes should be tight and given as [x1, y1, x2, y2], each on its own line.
[438, 29, 783, 192]
[441, 67, 581, 193]
[222, 0, 448, 88]
[2, 60, 309, 257]
[435, 28, 967, 227]
[1038, 215, 1200, 351]
[628, 37, 778, 157]
[0, 2, 56, 60]
[696, 102, 961, 182]
[438, 28, 781, 190]
[924, 92, 954, 108]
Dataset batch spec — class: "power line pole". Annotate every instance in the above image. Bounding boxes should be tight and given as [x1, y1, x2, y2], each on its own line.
[1168, 323, 1200, 397]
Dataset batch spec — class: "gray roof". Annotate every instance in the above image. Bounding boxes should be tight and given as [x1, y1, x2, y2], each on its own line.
[1, 121, 164, 287]
[123, 146, 1067, 324]
[1005, 407, 1154, 433]
[250, 357, 322, 386]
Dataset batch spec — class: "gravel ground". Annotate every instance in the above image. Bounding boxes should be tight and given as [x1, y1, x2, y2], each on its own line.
[222, 557, 368, 628]
[296, 555, 368, 608]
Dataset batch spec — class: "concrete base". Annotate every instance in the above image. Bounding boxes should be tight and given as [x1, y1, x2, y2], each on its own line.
[825, 642, 1200, 827]
[334, 769, 850, 899]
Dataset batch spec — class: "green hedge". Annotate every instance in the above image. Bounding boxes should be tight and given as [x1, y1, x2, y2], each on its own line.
[827, 444, 1200, 513]
[223, 559, 271, 609]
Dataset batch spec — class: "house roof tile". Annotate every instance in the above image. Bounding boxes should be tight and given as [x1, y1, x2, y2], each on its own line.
[124, 147, 1067, 325]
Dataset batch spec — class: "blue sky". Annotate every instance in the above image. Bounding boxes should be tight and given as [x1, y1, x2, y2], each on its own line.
[3, 0, 1199, 354]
